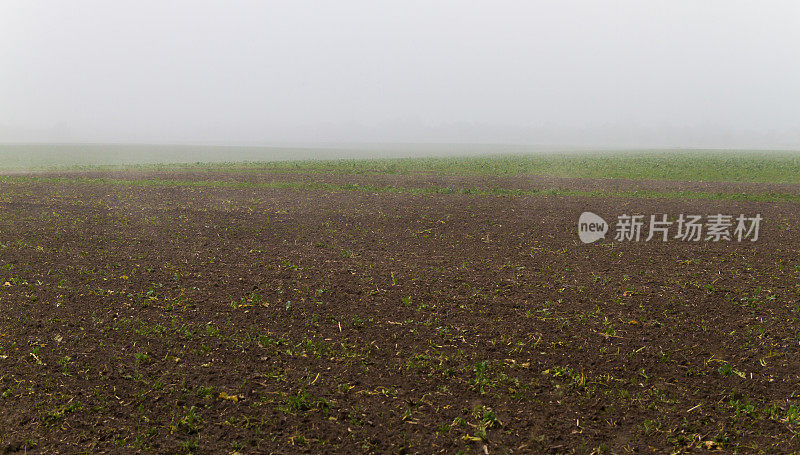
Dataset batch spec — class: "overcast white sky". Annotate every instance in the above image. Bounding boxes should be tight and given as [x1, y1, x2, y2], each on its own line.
[1, 1, 799, 147]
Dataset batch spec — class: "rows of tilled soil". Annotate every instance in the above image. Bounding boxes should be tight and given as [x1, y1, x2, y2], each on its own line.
[0, 171, 799, 453]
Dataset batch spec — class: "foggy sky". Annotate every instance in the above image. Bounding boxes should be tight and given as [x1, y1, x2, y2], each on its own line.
[2, 1, 799, 148]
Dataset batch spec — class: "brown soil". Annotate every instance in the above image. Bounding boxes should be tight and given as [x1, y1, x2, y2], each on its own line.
[0, 171, 799, 453]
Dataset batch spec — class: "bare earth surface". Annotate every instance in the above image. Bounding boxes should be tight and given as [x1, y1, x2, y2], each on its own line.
[1, 170, 799, 453]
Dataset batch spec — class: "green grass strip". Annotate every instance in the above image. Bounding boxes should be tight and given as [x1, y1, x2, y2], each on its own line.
[5, 148, 800, 184]
[1, 175, 799, 203]
[96, 150, 800, 184]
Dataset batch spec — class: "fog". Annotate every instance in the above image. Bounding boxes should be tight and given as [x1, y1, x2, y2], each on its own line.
[2, 1, 799, 148]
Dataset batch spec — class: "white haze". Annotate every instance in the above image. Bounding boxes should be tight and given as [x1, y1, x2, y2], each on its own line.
[1, 0, 799, 148]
